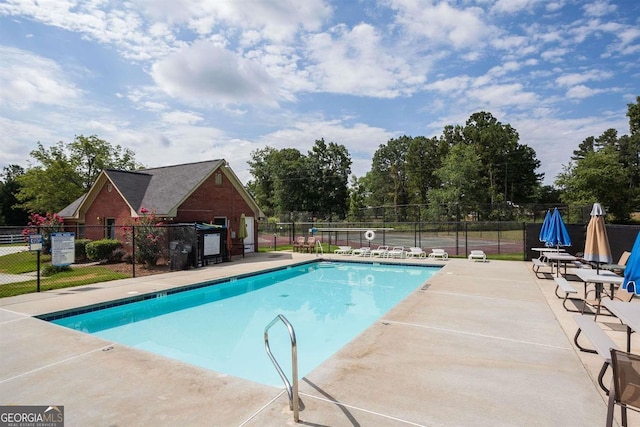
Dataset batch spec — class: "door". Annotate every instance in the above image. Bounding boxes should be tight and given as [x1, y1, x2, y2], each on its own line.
[243, 216, 255, 253]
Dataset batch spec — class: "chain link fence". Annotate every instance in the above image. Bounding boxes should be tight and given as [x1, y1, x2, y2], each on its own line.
[258, 220, 526, 257]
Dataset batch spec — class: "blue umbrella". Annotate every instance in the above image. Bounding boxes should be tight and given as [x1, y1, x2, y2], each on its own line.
[622, 232, 640, 295]
[544, 208, 572, 248]
[539, 209, 552, 243]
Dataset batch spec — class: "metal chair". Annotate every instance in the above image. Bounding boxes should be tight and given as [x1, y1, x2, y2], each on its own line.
[582, 286, 633, 321]
[606, 349, 640, 427]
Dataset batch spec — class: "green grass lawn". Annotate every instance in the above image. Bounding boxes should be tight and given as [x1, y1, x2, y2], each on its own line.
[0, 251, 129, 298]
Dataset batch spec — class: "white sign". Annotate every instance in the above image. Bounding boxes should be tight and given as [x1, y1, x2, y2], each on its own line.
[29, 234, 43, 251]
[51, 232, 75, 266]
[203, 233, 220, 256]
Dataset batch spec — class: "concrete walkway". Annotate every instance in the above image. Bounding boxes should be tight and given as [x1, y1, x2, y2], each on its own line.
[0, 252, 634, 426]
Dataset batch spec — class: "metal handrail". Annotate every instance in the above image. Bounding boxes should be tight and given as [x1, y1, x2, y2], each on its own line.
[264, 314, 299, 423]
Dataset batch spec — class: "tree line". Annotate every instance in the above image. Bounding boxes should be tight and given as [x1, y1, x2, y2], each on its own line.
[1, 97, 638, 226]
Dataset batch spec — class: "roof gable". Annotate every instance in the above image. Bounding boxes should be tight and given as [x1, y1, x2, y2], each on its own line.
[59, 159, 263, 220]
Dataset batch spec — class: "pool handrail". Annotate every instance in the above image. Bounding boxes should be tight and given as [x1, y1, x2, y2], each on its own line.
[264, 314, 299, 423]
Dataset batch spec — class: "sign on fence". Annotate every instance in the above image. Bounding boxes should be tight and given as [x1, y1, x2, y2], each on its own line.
[29, 234, 43, 251]
[51, 232, 75, 266]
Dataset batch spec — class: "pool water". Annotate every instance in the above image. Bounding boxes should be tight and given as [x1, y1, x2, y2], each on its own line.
[50, 261, 438, 386]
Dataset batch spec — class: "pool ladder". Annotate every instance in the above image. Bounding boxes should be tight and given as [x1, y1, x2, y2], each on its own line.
[264, 314, 299, 423]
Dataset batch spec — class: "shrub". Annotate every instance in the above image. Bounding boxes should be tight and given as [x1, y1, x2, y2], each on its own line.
[21, 212, 64, 254]
[75, 239, 92, 262]
[121, 208, 167, 268]
[86, 239, 122, 262]
[42, 264, 72, 276]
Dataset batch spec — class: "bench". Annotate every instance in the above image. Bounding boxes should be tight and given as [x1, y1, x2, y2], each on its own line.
[532, 258, 551, 278]
[573, 314, 619, 394]
[554, 277, 581, 312]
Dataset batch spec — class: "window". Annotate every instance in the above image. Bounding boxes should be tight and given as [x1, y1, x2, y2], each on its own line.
[215, 172, 223, 185]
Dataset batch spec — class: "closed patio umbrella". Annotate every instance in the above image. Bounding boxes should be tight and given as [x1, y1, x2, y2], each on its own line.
[238, 214, 248, 240]
[583, 203, 612, 273]
[539, 209, 552, 243]
[545, 208, 572, 248]
[623, 232, 640, 295]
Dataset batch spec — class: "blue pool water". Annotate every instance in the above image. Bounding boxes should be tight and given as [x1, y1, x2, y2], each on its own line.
[50, 261, 437, 386]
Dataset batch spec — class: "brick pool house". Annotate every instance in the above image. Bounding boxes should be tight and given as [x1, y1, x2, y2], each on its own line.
[58, 159, 264, 257]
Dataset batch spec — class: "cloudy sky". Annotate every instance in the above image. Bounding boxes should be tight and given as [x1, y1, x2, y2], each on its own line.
[1, 0, 638, 186]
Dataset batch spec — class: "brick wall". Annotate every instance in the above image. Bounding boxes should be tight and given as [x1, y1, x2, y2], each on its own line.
[177, 170, 255, 254]
[84, 182, 132, 241]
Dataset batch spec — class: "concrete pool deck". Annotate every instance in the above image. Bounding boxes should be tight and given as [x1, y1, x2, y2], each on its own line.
[0, 252, 637, 426]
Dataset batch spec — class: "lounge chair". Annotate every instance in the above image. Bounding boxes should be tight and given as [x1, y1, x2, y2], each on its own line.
[428, 249, 448, 260]
[386, 246, 407, 258]
[334, 246, 352, 255]
[468, 250, 487, 262]
[406, 247, 427, 258]
[370, 245, 389, 257]
[292, 236, 306, 252]
[352, 247, 372, 257]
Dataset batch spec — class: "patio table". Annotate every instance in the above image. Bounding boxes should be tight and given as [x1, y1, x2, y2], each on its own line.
[573, 268, 624, 301]
[544, 252, 577, 277]
[602, 300, 640, 352]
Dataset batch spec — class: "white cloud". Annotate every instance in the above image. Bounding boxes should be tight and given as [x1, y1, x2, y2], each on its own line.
[161, 110, 203, 125]
[133, 0, 332, 41]
[492, 0, 544, 14]
[0, 47, 82, 110]
[555, 69, 613, 87]
[389, 0, 491, 49]
[305, 23, 424, 97]
[583, 0, 617, 17]
[151, 40, 281, 107]
[566, 85, 606, 99]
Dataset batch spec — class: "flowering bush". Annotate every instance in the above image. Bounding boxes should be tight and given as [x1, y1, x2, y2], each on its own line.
[22, 212, 64, 254]
[121, 208, 167, 268]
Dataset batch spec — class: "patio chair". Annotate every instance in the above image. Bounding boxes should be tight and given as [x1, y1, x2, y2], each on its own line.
[334, 246, 352, 255]
[428, 249, 448, 260]
[606, 349, 640, 427]
[292, 236, 306, 252]
[302, 236, 317, 253]
[406, 247, 427, 258]
[582, 286, 634, 321]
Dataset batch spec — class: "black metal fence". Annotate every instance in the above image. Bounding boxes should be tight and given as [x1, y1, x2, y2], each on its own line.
[0, 223, 229, 297]
[3, 218, 640, 298]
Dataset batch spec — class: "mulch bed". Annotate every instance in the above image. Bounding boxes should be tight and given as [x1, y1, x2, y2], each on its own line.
[98, 262, 170, 277]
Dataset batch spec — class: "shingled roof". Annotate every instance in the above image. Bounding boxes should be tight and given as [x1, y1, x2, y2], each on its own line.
[59, 159, 263, 220]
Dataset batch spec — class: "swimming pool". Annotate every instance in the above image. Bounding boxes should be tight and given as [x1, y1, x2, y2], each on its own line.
[48, 261, 438, 386]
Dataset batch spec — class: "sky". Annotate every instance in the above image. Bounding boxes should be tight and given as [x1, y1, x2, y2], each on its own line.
[1, 0, 639, 187]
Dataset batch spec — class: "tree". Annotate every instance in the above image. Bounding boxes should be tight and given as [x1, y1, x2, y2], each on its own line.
[347, 175, 368, 221]
[557, 96, 640, 222]
[16, 135, 142, 213]
[460, 112, 541, 209]
[247, 146, 279, 216]
[428, 143, 485, 220]
[406, 136, 448, 206]
[0, 165, 29, 225]
[306, 139, 352, 220]
[370, 136, 412, 221]
[555, 148, 630, 221]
